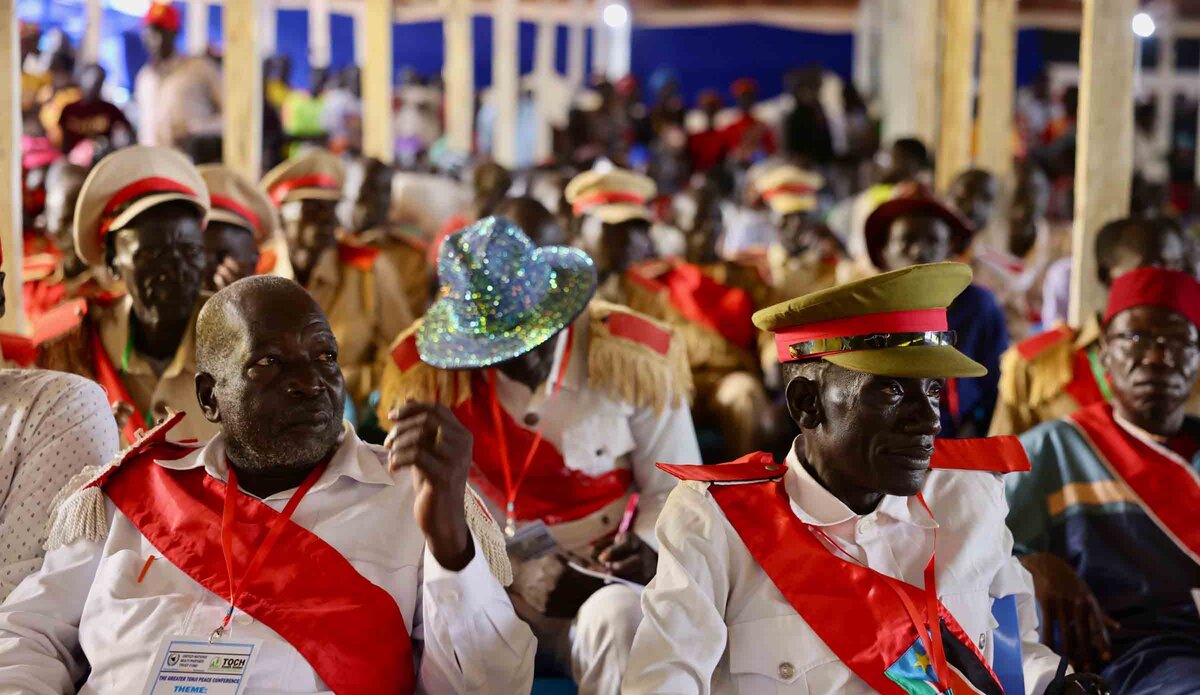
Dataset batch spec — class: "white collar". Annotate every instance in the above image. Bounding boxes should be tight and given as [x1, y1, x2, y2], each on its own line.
[783, 441, 938, 530]
[158, 420, 395, 500]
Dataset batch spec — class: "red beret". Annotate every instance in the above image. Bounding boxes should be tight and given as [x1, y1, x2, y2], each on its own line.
[1105, 267, 1200, 329]
[144, 2, 181, 33]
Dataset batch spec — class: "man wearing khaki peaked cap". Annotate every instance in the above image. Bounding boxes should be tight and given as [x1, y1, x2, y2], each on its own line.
[624, 263, 1103, 695]
[197, 164, 274, 292]
[261, 148, 418, 416]
[49, 145, 216, 445]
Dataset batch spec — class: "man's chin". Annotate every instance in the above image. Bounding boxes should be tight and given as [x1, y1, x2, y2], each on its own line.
[883, 468, 930, 498]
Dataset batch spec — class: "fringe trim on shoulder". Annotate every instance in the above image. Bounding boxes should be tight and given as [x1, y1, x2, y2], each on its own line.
[587, 301, 694, 413]
[465, 487, 513, 587]
[376, 323, 472, 424]
[43, 462, 111, 552]
[998, 338, 1074, 410]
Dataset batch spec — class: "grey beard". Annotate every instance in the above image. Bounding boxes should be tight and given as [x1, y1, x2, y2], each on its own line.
[221, 413, 342, 472]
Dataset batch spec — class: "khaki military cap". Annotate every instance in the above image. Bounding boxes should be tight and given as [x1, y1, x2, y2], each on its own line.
[754, 262, 986, 378]
[755, 164, 824, 216]
[260, 149, 344, 208]
[197, 164, 276, 245]
[73, 145, 209, 268]
[565, 168, 656, 224]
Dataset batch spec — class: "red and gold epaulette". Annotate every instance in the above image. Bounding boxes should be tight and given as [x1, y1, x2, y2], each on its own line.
[587, 301, 693, 412]
[377, 319, 472, 420]
[598, 307, 672, 355]
[0, 299, 88, 367]
[1015, 323, 1075, 361]
[338, 242, 381, 272]
[658, 452, 785, 483]
[930, 436, 1031, 474]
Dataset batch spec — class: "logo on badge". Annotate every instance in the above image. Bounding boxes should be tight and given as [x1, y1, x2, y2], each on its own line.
[167, 653, 180, 666]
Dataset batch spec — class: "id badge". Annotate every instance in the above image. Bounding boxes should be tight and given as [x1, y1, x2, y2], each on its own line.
[141, 636, 261, 695]
[505, 519, 560, 562]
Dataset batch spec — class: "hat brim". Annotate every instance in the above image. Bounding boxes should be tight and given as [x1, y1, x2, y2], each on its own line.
[823, 344, 986, 379]
[277, 188, 341, 206]
[109, 192, 206, 235]
[590, 203, 651, 225]
[864, 198, 975, 271]
[767, 194, 817, 217]
[417, 247, 598, 369]
[207, 209, 257, 234]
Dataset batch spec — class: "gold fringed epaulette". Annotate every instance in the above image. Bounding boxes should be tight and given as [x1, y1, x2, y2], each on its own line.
[587, 300, 693, 413]
[998, 325, 1076, 410]
[376, 319, 472, 424]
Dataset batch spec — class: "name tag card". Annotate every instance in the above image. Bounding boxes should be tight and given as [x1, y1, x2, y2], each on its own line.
[141, 636, 261, 695]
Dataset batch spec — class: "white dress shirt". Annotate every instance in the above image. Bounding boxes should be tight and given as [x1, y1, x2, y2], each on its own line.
[0, 423, 535, 695]
[623, 445, 1062, 695]
[0, 370, 118, 600]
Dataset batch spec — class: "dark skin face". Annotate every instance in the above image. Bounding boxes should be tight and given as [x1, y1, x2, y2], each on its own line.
[203, 221, 260, 292]
[596, 220, 655, 280]
[1101, 305, 1200, 437]
[109, 206, 206, 363]
[496, 336, 560, 391]
[43, 164, 87, 275]
[948, 172, 997, 231]
[881, 215, 952, 270]
[79, 65, 105, 102]
[281, 199, 339, 286]
[340, 158, 393, 233]
[142, 26, 176, 64]
[779, 212, 829, 257]
[786, 364, 943, 514]
[195, 284, 346, 499]
[473, 163, 513, 217]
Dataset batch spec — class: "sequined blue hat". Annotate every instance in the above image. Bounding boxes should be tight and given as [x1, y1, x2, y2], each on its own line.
[417, 216, 598, 369]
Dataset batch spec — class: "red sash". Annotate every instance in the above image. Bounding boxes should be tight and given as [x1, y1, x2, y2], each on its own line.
[1064, 346, 1107, 409]
[629, 260, 755, 349]
[89, 323, 148, 443]
[454, 373, 632, 524]
[99, 416, 416, 695]
[1070, 403, 1200, 565]
[708, 476, 1000, 694]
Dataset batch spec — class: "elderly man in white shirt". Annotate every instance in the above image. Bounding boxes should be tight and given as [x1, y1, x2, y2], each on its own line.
[0, 276, 534, 694]
[624, 263, 1097, 695]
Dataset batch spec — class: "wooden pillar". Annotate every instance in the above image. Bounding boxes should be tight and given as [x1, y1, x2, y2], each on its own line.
[0, 0, 25, 335]
[81, 0, 103, 64]
[1070, 0, 1137, 326]
[567, 0, 586, 87]
[879, 0, 938, 147]
[1154, 7, 1175, 154]
[977, 0, 1015, 183]
[309, 0, 332, 68]
[533, 1, 557, 163]
[186, 0, 208, 55]
[853, 0, 881, 99]
[492, 0, 519, 167]
[223, 0, 263, 181]
[353, 5, 366, 67]
[443, 0, 474, 154]
[935, 0, 978, 192]
[363, 0, 394, 161]
[592, 2, 609, 81]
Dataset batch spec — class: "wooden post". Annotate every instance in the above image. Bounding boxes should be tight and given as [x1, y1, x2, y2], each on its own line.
[0, 0, 26, 335]
[186, 0, 208, 56]
[222, 0, 263, 181]
[879, 0, 939, 147]
[1154, 6, 1174, 154]
[853, 0, 881, 99]
[443, 0, 474, 155]
[935, 0, 978, 192]
[1070, 0, 1137, 327]
[592, 2, 609, 80]
[363, 0, 394, 161]
[533, 1, 557, 163]
[567, 0, 586, 87]
[492, 0, 519, 167]
[976, 0, 1016, 247]
[309, 0, 332, 68]
[81, 0, 103, 64]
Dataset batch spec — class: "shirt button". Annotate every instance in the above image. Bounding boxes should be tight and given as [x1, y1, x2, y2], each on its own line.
[778, 662, 795, 680]
[523, 413, 539, 427]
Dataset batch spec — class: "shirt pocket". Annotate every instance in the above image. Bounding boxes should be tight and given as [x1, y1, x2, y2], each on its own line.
[561, 408, 635, 477]
[940, 589, 1000, 658]
[728, 615, 838, 695]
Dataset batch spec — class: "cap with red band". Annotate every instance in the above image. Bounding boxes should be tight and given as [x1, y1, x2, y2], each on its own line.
[1105, 267, 1200, 329]
[74, 146, 209, 268]
[754, 164, 824, 216]
[565, 168, 656, 224]
[260, 149, 344, 209]
[144, 2, 181, 32]
[197, 164, 276, 244]
[753, 262, 986, 378]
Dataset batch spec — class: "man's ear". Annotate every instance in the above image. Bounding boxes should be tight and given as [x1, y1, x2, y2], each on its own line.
[195, 372, 221, 423]
[785, 375, 823, 430]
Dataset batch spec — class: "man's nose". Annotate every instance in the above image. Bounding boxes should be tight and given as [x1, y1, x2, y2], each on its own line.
[1140, 339, 1175, 368]
[284, 365, 325, 397]
[904, 391, 942, 436]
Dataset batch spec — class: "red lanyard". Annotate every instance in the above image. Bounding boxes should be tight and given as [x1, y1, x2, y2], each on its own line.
[810, 493, 949, 692]
[211, 459, 327, 642]
[489, 328, 574, 536]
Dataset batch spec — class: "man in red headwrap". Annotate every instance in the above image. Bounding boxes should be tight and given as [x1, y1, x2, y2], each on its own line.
[134, 1, 221, 149]
[1009, 267, 1200, 693]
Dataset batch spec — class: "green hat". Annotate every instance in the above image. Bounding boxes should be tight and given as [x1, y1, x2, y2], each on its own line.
[753, 262, 986, 378]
